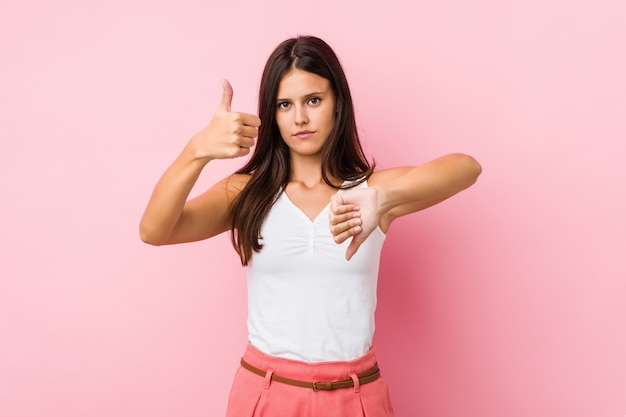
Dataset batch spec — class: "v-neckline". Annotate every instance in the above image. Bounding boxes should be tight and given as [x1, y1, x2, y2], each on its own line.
[282, 191, 332, 224]
[282, 181, 348, 224]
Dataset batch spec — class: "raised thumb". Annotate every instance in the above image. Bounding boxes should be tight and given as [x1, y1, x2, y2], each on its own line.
[218, 79, 233, 112]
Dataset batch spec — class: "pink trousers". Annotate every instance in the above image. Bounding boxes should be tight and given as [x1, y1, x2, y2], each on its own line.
[225, 343, 395, 417]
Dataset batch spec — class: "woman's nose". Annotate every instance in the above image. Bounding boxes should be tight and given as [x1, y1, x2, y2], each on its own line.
[294, 105, 308, 125]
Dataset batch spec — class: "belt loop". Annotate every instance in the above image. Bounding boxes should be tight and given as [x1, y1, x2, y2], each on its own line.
[349, 372, 360, 393]
[263, 368, 274, 389]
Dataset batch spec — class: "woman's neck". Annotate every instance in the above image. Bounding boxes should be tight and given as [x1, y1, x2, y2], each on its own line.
[289, 154, 324, 187]
[288, 155, 343, 188]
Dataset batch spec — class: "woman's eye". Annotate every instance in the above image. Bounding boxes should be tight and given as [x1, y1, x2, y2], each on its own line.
[308, 97, 321, 105]
[277, 102, 290, 109]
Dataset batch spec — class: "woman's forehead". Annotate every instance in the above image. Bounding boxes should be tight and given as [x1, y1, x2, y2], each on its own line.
[276, 69, 331, 99]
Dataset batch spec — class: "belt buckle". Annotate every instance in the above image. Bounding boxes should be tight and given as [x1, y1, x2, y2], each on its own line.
[312, 381, 333, 391]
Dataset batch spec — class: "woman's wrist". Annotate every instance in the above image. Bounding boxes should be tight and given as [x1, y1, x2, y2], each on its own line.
[371, 184, 392, 218]
[184, 134, 215, 165]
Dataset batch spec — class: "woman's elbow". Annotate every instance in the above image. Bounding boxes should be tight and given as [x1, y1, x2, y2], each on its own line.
[467, 154, 482, 182]
[454, 153, 482, 184]
[139, 222, 167, 246]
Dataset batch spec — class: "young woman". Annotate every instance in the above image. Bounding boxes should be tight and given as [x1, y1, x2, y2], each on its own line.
[140, 36, 481, 417]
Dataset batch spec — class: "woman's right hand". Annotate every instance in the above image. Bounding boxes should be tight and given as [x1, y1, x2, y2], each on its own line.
[139, 80, 258, 245]
[189, 79, 261, 162]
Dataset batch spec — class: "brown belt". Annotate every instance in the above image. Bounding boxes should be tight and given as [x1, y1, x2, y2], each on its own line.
[240, 358, 381, 391]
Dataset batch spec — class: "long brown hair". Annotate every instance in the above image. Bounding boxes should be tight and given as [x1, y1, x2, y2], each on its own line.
[230, 36, 374, 265]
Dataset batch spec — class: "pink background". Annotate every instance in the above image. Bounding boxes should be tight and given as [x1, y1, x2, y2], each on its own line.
[2, 0, 625, 416]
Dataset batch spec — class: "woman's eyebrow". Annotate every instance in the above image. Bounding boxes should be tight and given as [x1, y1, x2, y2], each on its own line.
[276, 91, 328, 101]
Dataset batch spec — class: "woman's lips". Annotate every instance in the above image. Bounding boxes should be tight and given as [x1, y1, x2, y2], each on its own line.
[294, 130, 315, 139]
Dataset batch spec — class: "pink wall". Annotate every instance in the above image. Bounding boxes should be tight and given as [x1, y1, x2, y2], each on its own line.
[2, 0, 625, 416]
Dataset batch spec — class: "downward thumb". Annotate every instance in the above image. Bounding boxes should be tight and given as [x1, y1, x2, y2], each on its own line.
[345, 237, 361, 261]
[218, 79, 233, 112]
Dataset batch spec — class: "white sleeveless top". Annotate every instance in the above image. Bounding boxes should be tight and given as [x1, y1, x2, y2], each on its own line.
[246, 181, 386, 362]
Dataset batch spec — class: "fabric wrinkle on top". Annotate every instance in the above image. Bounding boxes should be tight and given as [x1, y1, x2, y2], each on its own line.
[246, 180, 386, 362]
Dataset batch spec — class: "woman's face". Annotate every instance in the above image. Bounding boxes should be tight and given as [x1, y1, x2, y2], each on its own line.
[275, 68, 336, 158]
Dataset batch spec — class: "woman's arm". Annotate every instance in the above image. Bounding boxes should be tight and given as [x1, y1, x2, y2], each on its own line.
[372, 153, 482, 230]
[330, 153, 482, 259]
[139, 80, 260, 245]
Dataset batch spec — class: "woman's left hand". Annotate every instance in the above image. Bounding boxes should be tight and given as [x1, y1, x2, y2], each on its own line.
[329, 187, 381, 261]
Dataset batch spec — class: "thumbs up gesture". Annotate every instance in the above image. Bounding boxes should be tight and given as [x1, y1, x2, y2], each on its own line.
[190, 80, 261, 162]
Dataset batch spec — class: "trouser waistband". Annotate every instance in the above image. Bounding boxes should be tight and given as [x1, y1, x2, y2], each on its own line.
[240, 357, 381, 391]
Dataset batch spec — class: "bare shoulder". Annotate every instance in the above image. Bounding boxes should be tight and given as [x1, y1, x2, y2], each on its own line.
[187, 172, 252, 220]
[222, 173, 252, 198]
